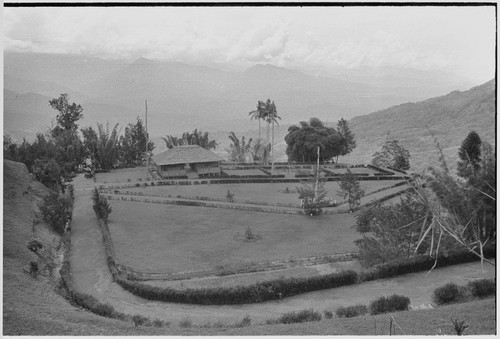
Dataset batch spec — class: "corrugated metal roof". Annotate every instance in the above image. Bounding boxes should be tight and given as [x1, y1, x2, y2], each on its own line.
[152, 145, 223, 166]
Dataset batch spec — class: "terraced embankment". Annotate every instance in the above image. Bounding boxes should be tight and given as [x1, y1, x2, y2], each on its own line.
[69, 173, 495, 325]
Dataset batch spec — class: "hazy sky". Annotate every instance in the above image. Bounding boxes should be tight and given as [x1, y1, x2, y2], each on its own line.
[4, 5, 496, 83]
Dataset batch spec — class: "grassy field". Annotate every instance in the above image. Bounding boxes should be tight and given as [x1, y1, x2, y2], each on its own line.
[122, 180, 405, 206]
[95, 167, 151, 183]
[107, 200, 360, 273]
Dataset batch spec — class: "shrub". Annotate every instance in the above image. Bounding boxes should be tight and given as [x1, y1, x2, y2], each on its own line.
[132, 314, 149, 327]
[226, 190, 235, 202]
[38, 192, 70, 234]
[71, 291, 117, 318]
[467, 279, 495, 297]
[91, 188, 112, 220]
[234, 314, 251, 327]
[433, 283, 464, 305]
[323, 310, 334, 319]
[369, 295, 410, 315]
[336, 304, 368, 318]
[115, 270, 358, 305]
[29, 261, 39, 276]
[179, 317, 192, 328]
[276, 308, 322, 324]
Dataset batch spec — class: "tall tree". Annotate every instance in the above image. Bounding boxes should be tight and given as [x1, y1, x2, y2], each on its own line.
[285, 117, 343, 163]
[457, 131, 482, 179]
[49, 94, 83, 131]
[248, 101, 266, 141]
[226, 131, 252, 162]
[372, 140, 410, 170]
[120, 117, 155, 167]
[82, 123, 121, 171]
[263, 99, 281, 163]
[338, 169, 365, 212]
[337, 118, 356, 161]
[48, 94, 85, 172]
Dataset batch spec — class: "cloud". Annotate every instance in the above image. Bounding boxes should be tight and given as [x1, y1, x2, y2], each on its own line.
[3, 6, 495, 82]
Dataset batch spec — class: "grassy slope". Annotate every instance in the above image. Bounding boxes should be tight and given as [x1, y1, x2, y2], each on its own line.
[2, 160, 496, 335]
[108, 201, 359, 272]
[342, 79, 495, 172]
[2, 160, 162, 335]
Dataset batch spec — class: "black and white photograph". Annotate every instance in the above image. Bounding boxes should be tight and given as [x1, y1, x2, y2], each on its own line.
[3, 2, 496, 335]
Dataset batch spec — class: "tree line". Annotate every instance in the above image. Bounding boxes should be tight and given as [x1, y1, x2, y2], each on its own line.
[4, 94, 154, 191]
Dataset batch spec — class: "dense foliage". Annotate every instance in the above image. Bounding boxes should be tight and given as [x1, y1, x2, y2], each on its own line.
[163, 129, 217, 150]
[91, 188, 112, 221]
[372, 139, 410, 170]
[296, 166, 328, 215]
[335, 305, 368, 318]
[226, 131, 253, 162]
[116, 270, 358, 305]
[423, 133, 495, 254]
[38, 192, 71, 234]
[432, 283, 464, 305]
[368, 294, 410, 315]
[120, 117, 155, 167]
[285, 118, 344, 163]
[337, 169, 365, 211]
[336, 118, 357, 159]
[354, 193, 431, 267]
[457, 130, 482, 177]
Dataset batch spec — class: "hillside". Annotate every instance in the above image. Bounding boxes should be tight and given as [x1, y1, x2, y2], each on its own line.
[2, 160, 157, 335]
[341, 79, 496, 172]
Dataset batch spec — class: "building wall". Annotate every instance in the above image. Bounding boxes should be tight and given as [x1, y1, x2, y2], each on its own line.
[158, 164, 186, 177]
[193, 161, 220, 176]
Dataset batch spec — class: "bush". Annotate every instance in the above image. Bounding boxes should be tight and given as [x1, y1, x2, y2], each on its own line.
[179, 317, 192, 328]
[91, 188, 112, 220]
[38, 192, 70, 234]
[467, 279, 495, 297]
[433, 282, 465, 305]
[358, 246, 496, 283]
[276, 308, 322, 324]
[71, 291, 117, 318]
[369, 294, 410, 315]
[132, 314, 150, 327]
[336, 304, 368, 318]
[323, 310, 334, 319]
[234, 314, 251, 327]
[115, 270, 358, 305]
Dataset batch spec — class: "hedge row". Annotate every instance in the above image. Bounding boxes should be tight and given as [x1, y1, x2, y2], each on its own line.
[108, 245, 493, 306]
[359, 246, 496, 282]
[115, 270, 358, 305]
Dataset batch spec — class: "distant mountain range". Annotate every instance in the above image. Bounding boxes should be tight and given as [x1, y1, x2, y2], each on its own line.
[4, 51, 476, 143]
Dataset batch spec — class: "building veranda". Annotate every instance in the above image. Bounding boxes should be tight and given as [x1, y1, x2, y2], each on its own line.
[152, 145, 223, 179]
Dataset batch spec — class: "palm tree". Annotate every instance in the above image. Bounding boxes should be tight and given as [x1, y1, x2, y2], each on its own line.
[95, 122, 121, 171]
[263, 99, 281, 163]
[163, 129, 217, 150]
[248, 101, 266, 141]
[162, 135, 185, 149]
[227, 131, 253, 163]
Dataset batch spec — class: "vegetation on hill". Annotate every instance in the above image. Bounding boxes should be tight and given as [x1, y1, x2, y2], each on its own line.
[354, 131, 495, 268]
[344, 79, 495, 172]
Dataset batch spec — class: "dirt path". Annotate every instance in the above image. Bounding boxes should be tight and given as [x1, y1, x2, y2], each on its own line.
[69, 174, 494, 326]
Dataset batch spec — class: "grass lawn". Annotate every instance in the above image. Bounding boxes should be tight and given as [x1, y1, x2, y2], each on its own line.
[95, 167, 151, 183]
[107, 200, 360, 273]
[122, 181, 406, 206]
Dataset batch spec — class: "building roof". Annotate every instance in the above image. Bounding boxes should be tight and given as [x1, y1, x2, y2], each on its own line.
[152, 145, 224, 166]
